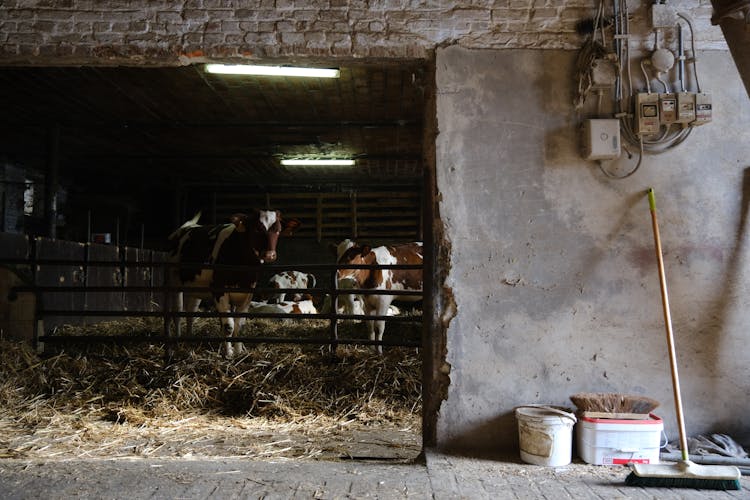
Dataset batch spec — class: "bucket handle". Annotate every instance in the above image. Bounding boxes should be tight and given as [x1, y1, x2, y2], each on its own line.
[515, 404, 577, 423]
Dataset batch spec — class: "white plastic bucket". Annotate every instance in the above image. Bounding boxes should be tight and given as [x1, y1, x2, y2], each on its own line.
[515, 405, 577, 466]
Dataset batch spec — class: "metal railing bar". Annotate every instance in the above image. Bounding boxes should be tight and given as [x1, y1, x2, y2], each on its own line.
[38, 310, 422, 321]
[12, 285, 423, 296]
[36, 334, 421, 347]
[0, 258, 422, 271]
[12, 284, 423, 296]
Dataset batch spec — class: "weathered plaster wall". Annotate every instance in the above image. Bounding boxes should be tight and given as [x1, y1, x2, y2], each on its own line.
[435, 45, 750, 452]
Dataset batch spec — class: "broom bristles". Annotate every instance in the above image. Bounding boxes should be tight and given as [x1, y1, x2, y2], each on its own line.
[626, 461, 742, 491]
[625, 473, 741, 490]
[570, 392, 660, 414]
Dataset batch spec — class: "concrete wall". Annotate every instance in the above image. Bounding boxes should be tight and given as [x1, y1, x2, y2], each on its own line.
[435, 45, 750, 451]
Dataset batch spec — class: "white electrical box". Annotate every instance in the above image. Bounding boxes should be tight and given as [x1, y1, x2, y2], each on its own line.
[676, 92, 696, 123]
[659, 93, 677, 124]
[582, 119, 621, 160]
[694, 92, 712, 125]
[635, 93, 660, 136]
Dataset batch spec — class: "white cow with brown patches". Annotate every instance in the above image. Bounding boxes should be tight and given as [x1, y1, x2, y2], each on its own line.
[267, 270, 316, 303]
[336, 242, 423, 352]
[249, 299, 318, 315]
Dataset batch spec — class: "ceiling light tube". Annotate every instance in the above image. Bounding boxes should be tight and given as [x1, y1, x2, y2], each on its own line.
[206, 64, 340, 78]
[281, 159, 355, 166]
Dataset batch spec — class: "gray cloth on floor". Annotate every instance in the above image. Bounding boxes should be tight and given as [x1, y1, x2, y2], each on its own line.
[664, 433, 748, 458]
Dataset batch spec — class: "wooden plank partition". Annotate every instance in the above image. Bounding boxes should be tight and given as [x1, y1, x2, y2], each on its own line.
[215, 190, 422, 242]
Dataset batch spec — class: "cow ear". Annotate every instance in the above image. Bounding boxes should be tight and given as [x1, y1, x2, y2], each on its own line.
[281, 218, 301, 236]
[360, 245, 372, 256]
[230, 214, 247, 231]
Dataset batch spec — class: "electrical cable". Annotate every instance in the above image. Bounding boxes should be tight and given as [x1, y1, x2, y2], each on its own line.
[598, 137, 643, 179]
[676, 12, 702, 92]
[640, 59, 652, 94]
[579, 0, 701, 180]
[573, 0, 608, 111]
[656, 73, 669, 92]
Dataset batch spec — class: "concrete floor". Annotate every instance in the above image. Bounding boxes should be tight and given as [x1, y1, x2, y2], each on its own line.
[1, 451, 747, 499]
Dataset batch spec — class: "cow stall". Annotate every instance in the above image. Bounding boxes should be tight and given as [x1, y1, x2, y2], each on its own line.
[0, 227, 424, 460]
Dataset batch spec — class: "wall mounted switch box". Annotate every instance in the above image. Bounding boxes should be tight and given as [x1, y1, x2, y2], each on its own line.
[677, 92, 696, 124]
[693, 92, 712, 125]
[635, 93, 660, 136]
[658, 93, 677, 124]
[582, 119, 621, 160]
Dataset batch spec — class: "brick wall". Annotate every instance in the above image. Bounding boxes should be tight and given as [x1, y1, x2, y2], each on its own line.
[0, 1, 727, 65]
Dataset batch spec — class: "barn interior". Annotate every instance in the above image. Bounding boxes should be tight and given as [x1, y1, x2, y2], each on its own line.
[0, 62, 428, 250]
[0, 61, 429, 460]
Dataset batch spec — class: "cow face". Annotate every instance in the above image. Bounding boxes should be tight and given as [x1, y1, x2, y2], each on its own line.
[336, 244, 374, 285]
[232, 210, 300, 263]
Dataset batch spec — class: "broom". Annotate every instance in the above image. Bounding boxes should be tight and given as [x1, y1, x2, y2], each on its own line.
[570, 392, 659, 419]
[625, 188, 741, 490]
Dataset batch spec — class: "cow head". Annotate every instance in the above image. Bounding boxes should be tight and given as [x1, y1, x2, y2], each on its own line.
[330, 238, 356, 261]
[231, 210, 300, 263]
[336, 244, 374, 284]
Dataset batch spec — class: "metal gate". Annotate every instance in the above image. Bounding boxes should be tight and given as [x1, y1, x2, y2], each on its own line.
[1, 233, 422, 352]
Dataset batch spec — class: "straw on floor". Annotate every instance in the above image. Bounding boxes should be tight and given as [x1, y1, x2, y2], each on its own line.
[0, 317, 422, 460]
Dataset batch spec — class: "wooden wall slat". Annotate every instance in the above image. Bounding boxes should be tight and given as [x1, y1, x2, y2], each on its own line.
[213, 190, 421, 241]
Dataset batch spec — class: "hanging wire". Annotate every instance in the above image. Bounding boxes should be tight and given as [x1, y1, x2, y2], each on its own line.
[598, 137, 644, 179]
[676, 12, 702, 93]
[579, 0, 701, 179]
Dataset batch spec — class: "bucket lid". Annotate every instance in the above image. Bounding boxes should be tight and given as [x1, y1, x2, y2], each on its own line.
[515, 405, 577, 423]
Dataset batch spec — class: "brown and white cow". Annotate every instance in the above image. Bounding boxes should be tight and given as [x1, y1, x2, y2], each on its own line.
[329, 238, 360, 315]
[336, 242, 423, 352]
[267, 270, 316, 303]
[168, 210, 299, 357]
[249, 299, 318, 316]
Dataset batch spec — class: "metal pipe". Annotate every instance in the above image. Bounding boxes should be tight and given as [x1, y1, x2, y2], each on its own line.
[44, 124, 60, 239]
[678, 23, 686, 93]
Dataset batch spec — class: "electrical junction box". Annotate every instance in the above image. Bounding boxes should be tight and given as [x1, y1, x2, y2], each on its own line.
[658, 93, 677, 124]
[582, 119, 621, 160]
[635, 93, 660, 136]
[694, 92, 712, 125]
[677, 92, 696, 124]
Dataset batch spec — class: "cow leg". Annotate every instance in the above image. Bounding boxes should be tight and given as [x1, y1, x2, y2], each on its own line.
[366, 296, 392, 354]
[232, 294, 253, 356]
[216, 294, 236, 358]
[171, 290, 183, 338]
[184, 295, 201, 337]
[376, 296, 395, 354]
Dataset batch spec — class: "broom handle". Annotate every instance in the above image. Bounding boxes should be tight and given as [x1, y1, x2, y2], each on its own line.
[648, 188, 690, 461]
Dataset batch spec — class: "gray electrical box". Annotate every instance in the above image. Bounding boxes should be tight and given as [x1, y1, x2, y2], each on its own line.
[582, 119, 621, 161]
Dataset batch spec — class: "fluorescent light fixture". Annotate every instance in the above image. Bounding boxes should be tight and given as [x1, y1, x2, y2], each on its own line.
[205, 64, 340, 78]
[281, 159, 355, 166]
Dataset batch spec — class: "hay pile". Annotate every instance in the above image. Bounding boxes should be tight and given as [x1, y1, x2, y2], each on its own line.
[0, 317, 422, 460]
